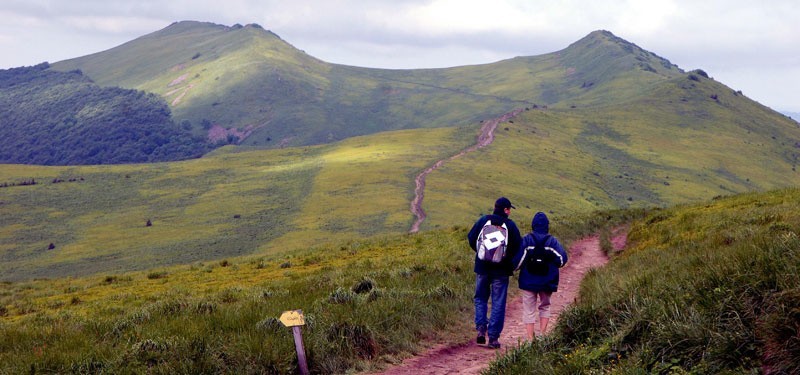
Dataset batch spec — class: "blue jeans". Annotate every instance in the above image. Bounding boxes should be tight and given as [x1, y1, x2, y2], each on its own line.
[474, 274, 509, 340]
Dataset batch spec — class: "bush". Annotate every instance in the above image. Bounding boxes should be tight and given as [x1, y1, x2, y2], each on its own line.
[326, 322, 378, 359]
[693, 69, 709, 78]
[351, 277, 376, 294]
[146, 271, 167, 279]
[328, 288, 356, 304]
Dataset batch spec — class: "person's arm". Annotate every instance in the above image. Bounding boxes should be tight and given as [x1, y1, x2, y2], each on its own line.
[509, 222, 523, 257]
[512, 233, 530, 270]
[550, 237, 568, 267]
[467, 216, 486, 251]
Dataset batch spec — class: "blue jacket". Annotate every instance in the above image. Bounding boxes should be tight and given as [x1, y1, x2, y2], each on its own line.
[512, 212, 568, 292]
[467, 211, 522, 277]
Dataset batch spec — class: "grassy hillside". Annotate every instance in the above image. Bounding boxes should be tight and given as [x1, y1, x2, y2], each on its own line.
[0, 126, 470, 281]
[2, 67, 799, 281]
[50, 24, 685, 152]
[488, 188, 800, 374]
[2, 189, 799, 373]
[0, 205, 633, 374]
[421, 71, 800, 230]
[50, 21, 520, 149]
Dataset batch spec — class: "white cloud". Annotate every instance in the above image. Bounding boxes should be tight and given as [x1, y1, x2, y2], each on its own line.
[60, 16, 166, 35]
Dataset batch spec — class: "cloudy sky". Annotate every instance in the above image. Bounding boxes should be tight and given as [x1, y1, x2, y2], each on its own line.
[1, 0, 798, 113]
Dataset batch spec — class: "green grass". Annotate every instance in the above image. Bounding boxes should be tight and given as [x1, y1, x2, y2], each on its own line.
[486, 188, 800, 374]
[0, 206, 635, 374]
[3, 70, 800, 281]
[0, 126, 467, 281]
[0, 226, 470, 373]
[3, 189, 798, 373]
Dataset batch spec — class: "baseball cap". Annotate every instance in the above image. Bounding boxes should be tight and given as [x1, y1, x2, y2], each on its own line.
[495, 197, 516, 209]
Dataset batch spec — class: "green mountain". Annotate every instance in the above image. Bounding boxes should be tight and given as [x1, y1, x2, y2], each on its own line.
[1, 23, 798, 281]
[50, 22, 683, 151]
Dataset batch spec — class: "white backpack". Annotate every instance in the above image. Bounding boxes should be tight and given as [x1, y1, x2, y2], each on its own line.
[476, 220, 509, 263]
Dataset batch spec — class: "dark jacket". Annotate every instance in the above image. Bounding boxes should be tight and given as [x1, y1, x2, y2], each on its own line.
[513, 212, 568, 292]
[467, 209, 522, 276]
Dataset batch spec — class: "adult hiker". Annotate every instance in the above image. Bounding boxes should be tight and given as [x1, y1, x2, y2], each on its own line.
[467, 197, 522, 349]
[513, 211, 568, 340]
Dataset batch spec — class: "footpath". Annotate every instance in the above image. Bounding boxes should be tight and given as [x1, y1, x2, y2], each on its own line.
[375, 229, 627, 374]
[409, 109, 523, 233]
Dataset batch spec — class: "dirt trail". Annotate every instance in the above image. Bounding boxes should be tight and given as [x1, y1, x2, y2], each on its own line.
[374, 228, 627, 374]
[409, 109, 524, 233]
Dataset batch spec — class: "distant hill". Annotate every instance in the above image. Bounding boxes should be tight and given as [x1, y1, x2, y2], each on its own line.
[50, 22, 518, 150]
[51, 23, 685, 152]
[0, 63, 208, 165]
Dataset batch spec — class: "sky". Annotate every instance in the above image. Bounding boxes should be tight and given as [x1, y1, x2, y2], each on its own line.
[1, 0, 798, 113]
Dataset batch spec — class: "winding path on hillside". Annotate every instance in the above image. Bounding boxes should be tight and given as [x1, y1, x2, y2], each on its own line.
[409, 108, 524, 233]
[372, 228, 627, 374]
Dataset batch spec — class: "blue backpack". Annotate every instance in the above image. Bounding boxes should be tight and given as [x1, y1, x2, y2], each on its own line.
[516, 234, 565, 275]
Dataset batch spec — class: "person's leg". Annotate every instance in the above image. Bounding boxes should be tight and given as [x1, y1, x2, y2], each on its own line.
[474, 274, 490, 343]
[487, 275, 510, 347]
[538, 291, 553, 334]
[521, 290, 537, 340]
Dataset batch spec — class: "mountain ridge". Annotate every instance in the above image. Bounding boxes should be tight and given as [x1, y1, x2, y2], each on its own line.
[49, 22, 693, 151]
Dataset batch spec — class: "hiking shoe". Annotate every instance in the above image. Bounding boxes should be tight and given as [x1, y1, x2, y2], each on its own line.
[488, 338, 500, 349]
[476, 326, 487, 345]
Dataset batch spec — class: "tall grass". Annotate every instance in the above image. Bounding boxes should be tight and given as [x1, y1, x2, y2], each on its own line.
[486, 188, 800, 374]
[0, 226, 479, 373]
[0, 205, 639, 374]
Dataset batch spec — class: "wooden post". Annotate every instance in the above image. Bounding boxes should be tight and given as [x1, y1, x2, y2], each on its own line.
[280, 310, 309, 374]
[292, 326, 309, 375]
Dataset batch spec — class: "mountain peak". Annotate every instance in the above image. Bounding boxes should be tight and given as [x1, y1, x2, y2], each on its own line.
[562, 29, 682, 76]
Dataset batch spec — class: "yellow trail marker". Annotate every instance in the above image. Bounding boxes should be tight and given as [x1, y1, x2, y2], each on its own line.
[279, 309, 306, 327]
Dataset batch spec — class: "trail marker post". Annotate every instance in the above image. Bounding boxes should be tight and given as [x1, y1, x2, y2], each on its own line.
[279, 309, 309, 375]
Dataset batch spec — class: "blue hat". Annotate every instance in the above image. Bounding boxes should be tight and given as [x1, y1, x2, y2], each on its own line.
[495, 197, 516, 209]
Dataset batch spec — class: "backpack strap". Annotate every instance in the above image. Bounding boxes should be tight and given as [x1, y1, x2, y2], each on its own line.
[514, 234, 551, 271]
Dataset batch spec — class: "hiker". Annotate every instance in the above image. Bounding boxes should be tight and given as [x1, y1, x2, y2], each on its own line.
[513, 211, 568, 340]
[467, 197, 522, 349]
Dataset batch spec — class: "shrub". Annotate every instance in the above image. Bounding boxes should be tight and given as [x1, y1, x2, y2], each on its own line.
[351, 277, 376, 294]
[255, 317, 283, 333]
[328, 288, 356, 304]
[326, 322, 378, 359]
[147, 271, 167, 279]
[194, 301, 216, 315]
[425, 284, 456, 299]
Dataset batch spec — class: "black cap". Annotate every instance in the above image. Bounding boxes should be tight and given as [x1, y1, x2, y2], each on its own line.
[495, 197, 515, 209]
